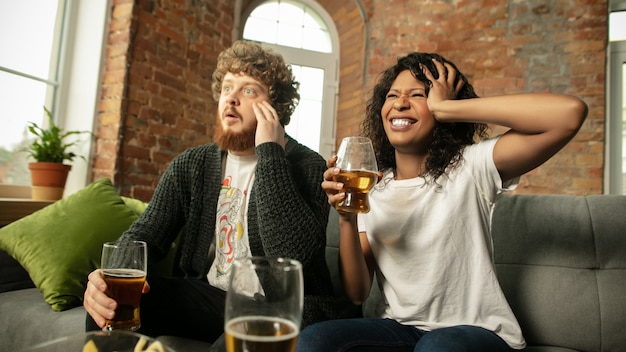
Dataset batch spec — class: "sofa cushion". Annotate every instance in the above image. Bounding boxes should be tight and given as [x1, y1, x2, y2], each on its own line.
[0, 288, 86, 351]
[492, 194, 626, 352]
[0, 178, 140, 311]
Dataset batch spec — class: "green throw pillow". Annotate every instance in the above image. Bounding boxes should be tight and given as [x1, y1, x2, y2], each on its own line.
[122, 196, 149, 216]
[0, 178, 140, 311]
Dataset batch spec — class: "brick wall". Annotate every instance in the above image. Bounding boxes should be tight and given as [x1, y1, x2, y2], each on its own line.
[340, 0, 607, 195]
[94, 0, 608, 200]
[94, 0, 233, 200]
[317, 0, 371, 137]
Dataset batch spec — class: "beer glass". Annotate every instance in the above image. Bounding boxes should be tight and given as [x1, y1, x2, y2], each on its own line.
[333, 136, 378, 213]
[225, 257, 303, 352]
[100, 240, 147, 331]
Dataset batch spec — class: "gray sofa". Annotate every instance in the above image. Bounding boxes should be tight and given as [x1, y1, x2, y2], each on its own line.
[1, 194, 625, 351]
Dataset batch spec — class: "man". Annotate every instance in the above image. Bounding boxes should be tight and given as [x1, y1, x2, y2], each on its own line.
[83, 40, 342, 345]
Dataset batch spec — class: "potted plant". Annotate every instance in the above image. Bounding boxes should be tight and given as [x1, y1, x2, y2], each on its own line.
[23, 106, 92, 201]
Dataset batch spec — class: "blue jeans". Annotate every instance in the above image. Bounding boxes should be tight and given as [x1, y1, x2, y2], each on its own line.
[296, 318, 513, 352]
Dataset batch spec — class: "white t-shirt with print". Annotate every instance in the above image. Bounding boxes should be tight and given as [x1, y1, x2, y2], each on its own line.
[359, 137, 526, 349]
[207, 152, 257, 290]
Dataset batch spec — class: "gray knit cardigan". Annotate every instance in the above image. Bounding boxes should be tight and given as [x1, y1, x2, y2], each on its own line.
[121, 137, 345, 326]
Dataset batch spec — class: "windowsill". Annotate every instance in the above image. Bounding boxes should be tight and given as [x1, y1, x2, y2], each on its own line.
[0, 198, 53, 227]
[0, 186, 54, 226]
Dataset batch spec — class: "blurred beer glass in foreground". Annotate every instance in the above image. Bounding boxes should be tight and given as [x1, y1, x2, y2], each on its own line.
[225, 257, 303, 352]
[100, 240, 147, 331]
[333, 136, 379, 213]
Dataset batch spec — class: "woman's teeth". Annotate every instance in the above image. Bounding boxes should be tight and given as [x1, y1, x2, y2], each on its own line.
[391, 119, 413, 127]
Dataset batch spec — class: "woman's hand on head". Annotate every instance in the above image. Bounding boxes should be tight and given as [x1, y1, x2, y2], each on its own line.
[422, 58, 464, 118]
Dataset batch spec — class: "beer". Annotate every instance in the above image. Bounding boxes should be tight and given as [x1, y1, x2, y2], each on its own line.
[102, 268, 146, 331]
[333, 170, 377, 213]
[225, 316, 299, 352]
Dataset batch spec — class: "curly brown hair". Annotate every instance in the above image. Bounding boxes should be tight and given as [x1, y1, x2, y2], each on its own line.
[362, 52, 488, 182]
[211, 40, 300, 126]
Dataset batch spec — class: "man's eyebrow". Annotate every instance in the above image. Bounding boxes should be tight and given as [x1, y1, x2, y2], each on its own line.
[223, 77, 262, 86]
[244, 82, 265, 89]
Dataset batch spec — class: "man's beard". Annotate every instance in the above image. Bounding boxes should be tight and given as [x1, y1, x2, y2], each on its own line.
[213, 122, 256, 152]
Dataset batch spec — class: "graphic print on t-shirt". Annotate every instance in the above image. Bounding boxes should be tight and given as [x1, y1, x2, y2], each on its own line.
[208, 153, 256, 291]
[213, 176, 250, 280]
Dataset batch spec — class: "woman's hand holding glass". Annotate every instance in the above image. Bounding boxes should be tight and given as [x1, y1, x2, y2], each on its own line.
[324, 137, 379, 214]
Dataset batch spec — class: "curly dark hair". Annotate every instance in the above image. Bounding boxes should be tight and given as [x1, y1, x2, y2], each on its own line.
[362, 52, 488, 181]
[211, 40, 300, 126]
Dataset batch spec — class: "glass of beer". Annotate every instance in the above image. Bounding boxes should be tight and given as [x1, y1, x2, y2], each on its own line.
[225, 256, 303, 352]
[333, 136, 378, 213]
[100, 240, 147, 331]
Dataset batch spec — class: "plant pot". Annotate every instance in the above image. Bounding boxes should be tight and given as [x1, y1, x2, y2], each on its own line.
[28, 162, 72, 201]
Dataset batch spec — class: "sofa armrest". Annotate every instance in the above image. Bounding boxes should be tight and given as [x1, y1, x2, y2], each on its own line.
[0, 249, 34, 293]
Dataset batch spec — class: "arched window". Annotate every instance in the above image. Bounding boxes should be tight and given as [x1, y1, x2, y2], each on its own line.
[241, 0, 339, 158]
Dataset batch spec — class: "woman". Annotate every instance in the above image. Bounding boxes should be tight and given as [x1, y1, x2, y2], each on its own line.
[296, 52, 587, 351]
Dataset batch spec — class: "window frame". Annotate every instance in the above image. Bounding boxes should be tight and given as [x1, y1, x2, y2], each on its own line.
[606, 0, 626, 194]
[56, 0, 110, 196]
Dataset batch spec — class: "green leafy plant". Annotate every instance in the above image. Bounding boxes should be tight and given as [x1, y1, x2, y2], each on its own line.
[24, 106, 92, 163]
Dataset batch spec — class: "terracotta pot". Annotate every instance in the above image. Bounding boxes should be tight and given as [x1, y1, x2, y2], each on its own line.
[28, 162, 72, 201]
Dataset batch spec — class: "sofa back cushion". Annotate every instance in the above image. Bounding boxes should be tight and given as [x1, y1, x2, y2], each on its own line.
[325, 207, 363, 317]
[492, 194, 626, 351]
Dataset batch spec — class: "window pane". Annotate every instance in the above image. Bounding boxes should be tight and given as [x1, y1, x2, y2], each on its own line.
[243, 17, 277, 43]
[290, 98, 322, 151]
[610, 11, 626, 42]
[303, 28, 331, 52]
[278, 2, 304, 26]
[0, 70, 51, 185]
[251, 2, 279, 21]
[286, 65, 324, 153]
[0, 1, 59, 78]
[0, 0, 61, 186]
[0, 71, 49, 149]
[299, 66, 324, 101]
[277, 23, 303, 48]
[243, 0, 332, 53]
[303, 11, 323, 30]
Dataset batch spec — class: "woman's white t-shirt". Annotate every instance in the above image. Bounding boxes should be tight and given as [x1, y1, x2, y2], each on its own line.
[359, 137, 526, 349]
